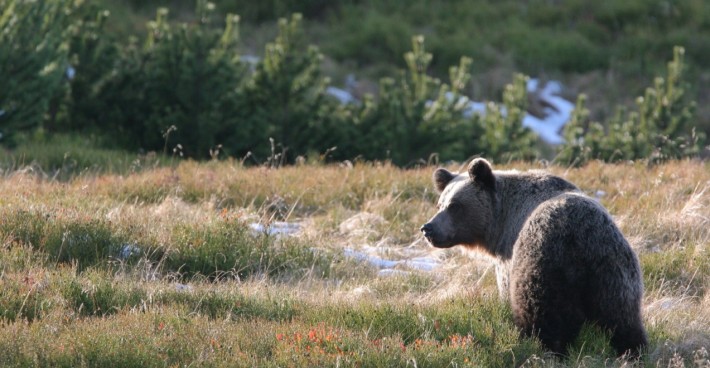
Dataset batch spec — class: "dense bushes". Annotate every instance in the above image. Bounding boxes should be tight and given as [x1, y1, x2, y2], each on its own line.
[234, 14, 340, 161]
[0, 0, 74, 145]
[343, 37, 477, 164]
[0, 0, 706, 166]
[558, 47, 705, 166]
[80, 2, 247, 156]
[0, 0, 536, 165]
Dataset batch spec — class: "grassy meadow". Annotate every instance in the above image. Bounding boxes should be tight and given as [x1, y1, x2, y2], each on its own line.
[0, 156, 709, 367]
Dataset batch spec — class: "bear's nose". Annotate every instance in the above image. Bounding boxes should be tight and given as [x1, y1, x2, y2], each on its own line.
[420, 223, 434, 235]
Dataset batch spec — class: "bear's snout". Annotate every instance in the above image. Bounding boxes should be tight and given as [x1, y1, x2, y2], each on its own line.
[420, 223, 434, 236]
[420, 221, 453, 248]
[420, 222, 437, 244]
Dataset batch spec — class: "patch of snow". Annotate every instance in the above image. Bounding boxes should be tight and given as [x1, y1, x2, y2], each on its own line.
[118, 243, 140, 259]
[326, 86, 357, 104]
[404, 256, 440, 271]
[326, 74, 361, 105]
[240, 55, 260, 72]
[439, 93, 487, 118]
[343, 248, 442, 273]
[378, 269, 411, 277]
[66, 66, 76, 80]
[174, 283, 192, 292]
[521, 79, 575, 145]
[463, 101, 488, 117]
[249, 221, 301, 237]
[438, 79, 575, 145]
[240, 55, 260, 65]
[343, 248, 399, 268]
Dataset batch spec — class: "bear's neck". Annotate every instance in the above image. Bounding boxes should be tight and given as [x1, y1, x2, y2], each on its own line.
[486, 174, 577, 259]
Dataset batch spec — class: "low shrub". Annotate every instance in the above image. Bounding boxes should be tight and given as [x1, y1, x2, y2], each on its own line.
[0, 0, 73, 145]
[0, 207, 126, 269]
[61, 269, 147, 316]
[558, 47, 705, 166]
[91, 1, 248, 157]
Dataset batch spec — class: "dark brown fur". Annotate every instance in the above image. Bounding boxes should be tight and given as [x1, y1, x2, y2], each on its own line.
[421, 158, 647, 357]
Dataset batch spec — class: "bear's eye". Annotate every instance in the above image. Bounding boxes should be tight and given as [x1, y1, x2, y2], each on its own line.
[448, 202, 463, 213]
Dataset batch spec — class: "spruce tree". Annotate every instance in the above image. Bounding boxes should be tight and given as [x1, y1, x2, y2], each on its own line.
[559, 46, 704, 165]
[0, 0, 72, 145]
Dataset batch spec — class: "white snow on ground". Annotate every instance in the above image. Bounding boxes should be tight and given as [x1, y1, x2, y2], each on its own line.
[249, 221, 301, 236]
[66, 66, 76, 80]
[337, 212, 444, 275]
[521, 79, 575, 145]
[343, 247, 442, 276]
[442, 79, 575, 144]
[343, 248, 400, 268]
[240, 54, 261, 72]
[376, 269, 412, 277]
[174, 283, 193, 292]
[325, 86, 358, 104]
[118, 243, 141, 260]
[248, 213, 445, 277]
[234, 55, 573, 141]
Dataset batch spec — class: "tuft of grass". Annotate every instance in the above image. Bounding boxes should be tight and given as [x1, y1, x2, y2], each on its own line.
[159, 218, 333, 281]
[642, 244, 710, 296]
[60, 268, 148, 317]
[0, 207, 127, 270]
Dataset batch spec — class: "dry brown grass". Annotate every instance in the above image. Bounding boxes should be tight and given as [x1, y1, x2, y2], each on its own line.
[1, 159, 709, 366]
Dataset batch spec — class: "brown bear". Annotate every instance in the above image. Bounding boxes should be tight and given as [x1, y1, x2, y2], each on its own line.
[420, 158, 647, 357]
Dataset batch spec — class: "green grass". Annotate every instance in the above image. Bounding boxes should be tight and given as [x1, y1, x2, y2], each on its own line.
[0, 158, 709, 366]
[0, 133, 166, 180]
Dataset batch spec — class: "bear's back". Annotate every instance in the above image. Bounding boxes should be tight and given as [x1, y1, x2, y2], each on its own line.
[496, 170, 579, 199]
[514, 191, 629, 263]
[492, 171, 581, 256]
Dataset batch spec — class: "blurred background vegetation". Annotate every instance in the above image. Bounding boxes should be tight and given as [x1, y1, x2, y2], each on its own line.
[1, 0, 708, 167]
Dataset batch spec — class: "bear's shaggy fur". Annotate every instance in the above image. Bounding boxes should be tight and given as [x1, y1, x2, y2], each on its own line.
[421, 158, 647, 357]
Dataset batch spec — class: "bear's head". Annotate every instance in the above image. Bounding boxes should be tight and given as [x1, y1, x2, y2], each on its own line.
[420, 158, 496, 249]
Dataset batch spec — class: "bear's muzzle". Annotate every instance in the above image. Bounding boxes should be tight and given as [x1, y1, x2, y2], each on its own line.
[420, 222, 455, 248]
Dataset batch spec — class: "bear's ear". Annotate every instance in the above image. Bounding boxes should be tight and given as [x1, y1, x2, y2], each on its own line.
[468, 158, 495, 190]
[433, 168, 455, 192]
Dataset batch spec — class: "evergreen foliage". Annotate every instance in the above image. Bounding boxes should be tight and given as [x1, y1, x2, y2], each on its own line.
[59, 4, 118, 134]
[93, 1, 247, 157]
[0, 0, 73, 145]
[0, 0, 705, 166]
[559, 47, 705, 165]
[234, 13, 338, 162]
[476, 74, 538, 162]
[345, 36, 480, 165]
